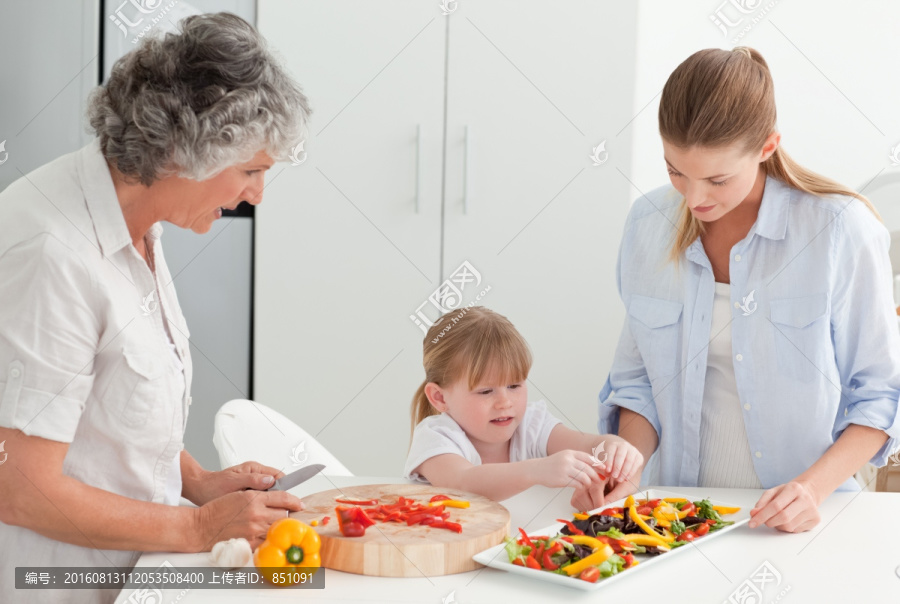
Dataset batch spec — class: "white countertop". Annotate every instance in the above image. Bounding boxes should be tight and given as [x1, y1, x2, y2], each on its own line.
[114, 475, 900, 603]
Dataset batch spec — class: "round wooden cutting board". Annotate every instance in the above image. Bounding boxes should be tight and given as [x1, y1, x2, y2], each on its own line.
[291, 484, 510, 577]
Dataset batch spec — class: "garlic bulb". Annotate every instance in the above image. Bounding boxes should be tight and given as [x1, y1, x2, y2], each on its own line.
[209, 538, 252, 569]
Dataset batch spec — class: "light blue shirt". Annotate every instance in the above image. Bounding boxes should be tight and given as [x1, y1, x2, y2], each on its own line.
[598, 175, 900, 492]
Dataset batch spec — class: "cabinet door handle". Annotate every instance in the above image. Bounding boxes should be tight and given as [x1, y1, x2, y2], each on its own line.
[463, 125, 470, 215]
[415, 124, 421, 214]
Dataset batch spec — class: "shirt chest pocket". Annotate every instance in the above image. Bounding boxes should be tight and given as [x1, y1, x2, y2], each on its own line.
[628, 295, 684, 382]
[769, 293, 830, 380]
[102, 350, 164, 427]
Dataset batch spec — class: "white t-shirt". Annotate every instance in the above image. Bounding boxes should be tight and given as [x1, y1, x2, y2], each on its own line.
[404, 400, 562, 482]
[698, 283, 763, 488]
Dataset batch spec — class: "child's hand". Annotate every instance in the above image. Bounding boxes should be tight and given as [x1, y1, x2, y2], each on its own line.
[534, 450, 604, 490]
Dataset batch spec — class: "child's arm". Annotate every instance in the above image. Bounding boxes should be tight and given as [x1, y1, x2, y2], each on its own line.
[415, 450, 600, 502]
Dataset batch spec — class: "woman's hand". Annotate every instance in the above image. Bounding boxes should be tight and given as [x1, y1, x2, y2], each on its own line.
[533, 450, 604, 490]
[194, 489, 305, 551]
[749, 480, 821, 533]
[184, 461, 285, 506]
[596, 437, 644, 485]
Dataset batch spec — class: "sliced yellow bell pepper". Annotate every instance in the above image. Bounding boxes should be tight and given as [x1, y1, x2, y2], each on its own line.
[622, 533, 669, 547]
[562, 544, 615, 576]
[428, 499, 470, 509]
[628, 502, 675, 543]
[568, 535, 605, 550]
[254, 518, 322, 586]
[572, 513, 590, 520]
[623, 495, 635, 509]
[651, 504, 690, 527]
[663, 497, 688, 504]
[712, 505, 741, 515]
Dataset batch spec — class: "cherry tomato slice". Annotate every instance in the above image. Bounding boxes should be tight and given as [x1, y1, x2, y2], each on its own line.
[694, 523, 710, 536]
[579, 567, 600, 583]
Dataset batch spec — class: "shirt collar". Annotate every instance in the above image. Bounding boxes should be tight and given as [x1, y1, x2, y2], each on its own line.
[684, 174, 790, 267]
[752, 175, 791, 241]
[78, 139, 163, 256]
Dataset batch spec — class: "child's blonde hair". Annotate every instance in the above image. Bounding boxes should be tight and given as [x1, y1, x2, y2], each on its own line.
[410, 306, 532, 439]
[659, 47, 880, 262]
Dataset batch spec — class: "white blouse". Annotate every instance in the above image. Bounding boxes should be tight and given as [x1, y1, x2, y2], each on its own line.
[697, 283, 763, 489]
[0, 140, 193, 603]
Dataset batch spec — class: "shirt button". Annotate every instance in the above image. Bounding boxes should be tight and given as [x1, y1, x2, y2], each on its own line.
[735, 354, 743, 361]
[734, 302, 740, 309]
[755, 451, 762, 458]
[744, 403, 751, 410]
[734, 254, 742, 262]
[10, 368, 21, 378]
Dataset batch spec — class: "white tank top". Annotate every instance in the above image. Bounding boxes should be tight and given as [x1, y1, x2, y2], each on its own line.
[698, 282, 763, 488]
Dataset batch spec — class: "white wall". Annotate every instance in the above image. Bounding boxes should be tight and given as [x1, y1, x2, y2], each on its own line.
[631, 0, 900, 234]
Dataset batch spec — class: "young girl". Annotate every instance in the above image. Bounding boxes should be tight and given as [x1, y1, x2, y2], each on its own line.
[598, 47, 900, 533]
[404, 306, 643, 509]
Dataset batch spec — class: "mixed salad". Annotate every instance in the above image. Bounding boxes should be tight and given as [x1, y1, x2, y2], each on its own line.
[505, 495, 740, 583]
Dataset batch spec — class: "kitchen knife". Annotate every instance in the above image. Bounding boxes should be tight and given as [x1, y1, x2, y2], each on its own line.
[269, 463, 326, 491]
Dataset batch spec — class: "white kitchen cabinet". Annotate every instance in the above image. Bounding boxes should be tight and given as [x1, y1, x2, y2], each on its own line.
[255, 1, 638, 475]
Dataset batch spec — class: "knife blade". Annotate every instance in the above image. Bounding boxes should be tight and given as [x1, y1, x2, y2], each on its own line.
[269, 463, 326, 491]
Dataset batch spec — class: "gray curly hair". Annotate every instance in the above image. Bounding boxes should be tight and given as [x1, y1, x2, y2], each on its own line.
[88, 12, 310, 185]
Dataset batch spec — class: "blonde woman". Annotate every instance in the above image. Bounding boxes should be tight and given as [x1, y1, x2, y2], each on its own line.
[599, 47, 900, 533]
[405, 306, 642, 510]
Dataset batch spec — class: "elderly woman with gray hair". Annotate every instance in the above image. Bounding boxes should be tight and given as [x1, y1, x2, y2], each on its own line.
[0, 13, 309, 602]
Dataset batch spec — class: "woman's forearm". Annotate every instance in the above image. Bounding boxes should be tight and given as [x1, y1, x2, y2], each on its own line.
[4, 474, 202, 553]
[180, 449, 212, 505]
[796, 424, 889, 501]
[616, 408, 659, 471]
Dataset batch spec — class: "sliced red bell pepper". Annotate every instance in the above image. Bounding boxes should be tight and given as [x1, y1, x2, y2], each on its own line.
[518, 528, 535, 548]
[556, 519, 584, 535]
[433, 520, 462, 533]
[524, 555, 541, 570]
[542, 551, 559, 570]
